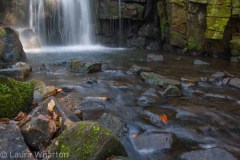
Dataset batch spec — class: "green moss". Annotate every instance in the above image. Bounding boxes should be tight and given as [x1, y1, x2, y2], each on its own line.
[0, 77, 34, 118]
[0, 28, 7, 37]
[49, 121, 124, 160]
[187, 38, 202, 51]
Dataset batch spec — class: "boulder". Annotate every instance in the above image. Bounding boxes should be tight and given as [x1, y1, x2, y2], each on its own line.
[230, 34, 240, 56]
[68, 60, 102, 74]
[48, 121, 126, 160]
[140, 72, 180, 88]
[20, 113, 57, 150]
[0, 77, 34, 118]
[0, 27, 26, 68]
[180, 148, 237, 160]
[0, 123, 34, 160]
[147, 54, 163, 63]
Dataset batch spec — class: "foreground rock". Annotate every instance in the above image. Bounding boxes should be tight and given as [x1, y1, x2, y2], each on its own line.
[140, 72, 180, 88]
[0, 77, 34, 118]
[0, 123, 34, 160]
[229, 78, 240, 89]
[49, 121, 126, 160]
[0, 27, 26, 68]
[180, 148, 237, 160]
[21, 112, 57, 150]
[147, 54, 163, 63]
[68, 59, 102, 73]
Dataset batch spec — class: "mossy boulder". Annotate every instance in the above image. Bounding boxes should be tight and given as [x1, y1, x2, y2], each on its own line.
[49, 121, 126, 160]
[230, 34, 240, 56]
[68, 60, 102, 74]
[0, 77, 34, 118]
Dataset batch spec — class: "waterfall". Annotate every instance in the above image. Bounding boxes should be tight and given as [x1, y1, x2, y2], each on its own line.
[29, 0, 94, 46]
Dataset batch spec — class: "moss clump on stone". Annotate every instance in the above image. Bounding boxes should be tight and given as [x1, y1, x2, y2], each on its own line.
[187, 38, 202, 51]
[0, 77, 34, 118]
[49, 121, 126, 160]
[0, 28, 7, 37]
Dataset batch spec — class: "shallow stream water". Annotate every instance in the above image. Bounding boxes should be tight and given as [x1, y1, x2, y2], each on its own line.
[26, 47, 240, 159]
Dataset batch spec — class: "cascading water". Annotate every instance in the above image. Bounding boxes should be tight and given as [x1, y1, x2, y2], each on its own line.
[29, 0, 94, 46]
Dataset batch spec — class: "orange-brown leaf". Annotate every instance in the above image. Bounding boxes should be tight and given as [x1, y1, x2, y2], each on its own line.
[160, 114, 168, 123]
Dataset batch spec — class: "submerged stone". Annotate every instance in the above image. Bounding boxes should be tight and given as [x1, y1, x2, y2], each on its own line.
[68, 59, 102, 74]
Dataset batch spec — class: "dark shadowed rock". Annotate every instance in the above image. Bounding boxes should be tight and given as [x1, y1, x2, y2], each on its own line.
[0, 123, 34, 160]
[0, 27, 26, 68]
[20, 113, 57, 150]
[180, 148, 237, 160]
[48, 121, 126, 160]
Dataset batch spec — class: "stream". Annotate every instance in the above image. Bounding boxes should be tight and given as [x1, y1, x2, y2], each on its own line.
[26, 47, 240, 159]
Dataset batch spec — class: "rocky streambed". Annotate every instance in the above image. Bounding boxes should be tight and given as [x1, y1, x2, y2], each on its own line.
[1, 48, 240, 160]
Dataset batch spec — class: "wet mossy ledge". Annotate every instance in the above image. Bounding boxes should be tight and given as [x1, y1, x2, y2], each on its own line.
[0, 77, 34, 118]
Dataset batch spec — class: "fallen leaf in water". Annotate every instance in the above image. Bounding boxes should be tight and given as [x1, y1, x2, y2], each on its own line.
[160, 114, 168, 123]
[48, 99, 55, 112]
[0, 118, 10, 124]
[13, 112, 26, 121]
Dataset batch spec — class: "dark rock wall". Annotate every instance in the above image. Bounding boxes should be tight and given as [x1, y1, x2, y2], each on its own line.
[95, 0, 240, 58]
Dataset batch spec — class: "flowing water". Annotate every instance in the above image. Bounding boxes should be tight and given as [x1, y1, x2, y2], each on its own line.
[29, 0, 93, 46]
[26, 48, 240, 159]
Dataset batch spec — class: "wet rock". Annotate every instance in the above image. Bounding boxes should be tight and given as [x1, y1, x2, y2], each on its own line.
[231, 56, 240, 63]
[127, 65, 151, 75]
[229, 78, 240, 89]
[161, 85, 182, 97]
[146, 41, 161, 51]
[147, 54, 163, 63]
[138, 88, 159, 106]
[193, 59, 209, 65]
[127, 36, 146, 49]
[180, 148, 237, 160]
[0, 27, 26, 68]
[0, 77, 34, 118]
[0, 123, 34, 160]
[0, 68, 24, 80]
[143, 110, 166, 128]
[12, 62, 31, 78]
[48, 121, 126, 160]
[20, 113, 57, 150]
[98, 113, 127, 137]
[133, 132, 173, 152]
[68, 59, 102, 74]
[210, 71, 225, 80]
[140, 72, 180, 88]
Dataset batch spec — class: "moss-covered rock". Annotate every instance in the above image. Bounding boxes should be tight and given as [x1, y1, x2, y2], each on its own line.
[230, 34, 240, 56]
[0, 77, 34, 118]
[49, 121, 126, 160]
